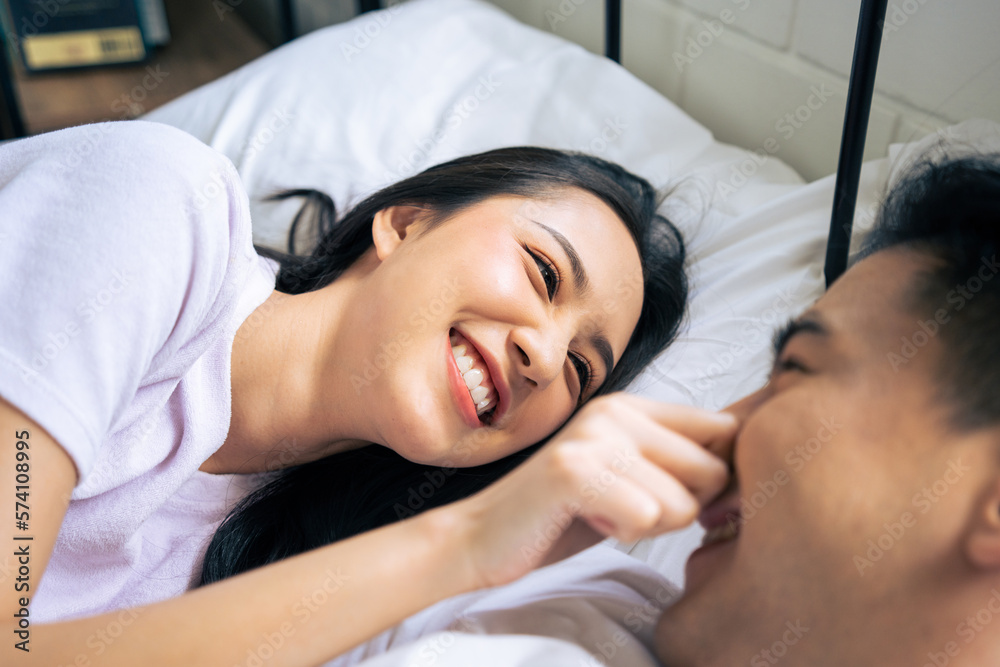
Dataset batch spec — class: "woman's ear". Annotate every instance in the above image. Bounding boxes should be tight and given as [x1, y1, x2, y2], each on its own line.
[372, 206, 427, 261]
[966, 477, 1000, 570]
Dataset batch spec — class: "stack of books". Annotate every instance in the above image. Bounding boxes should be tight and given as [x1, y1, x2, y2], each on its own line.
[1, 0, 170, 72]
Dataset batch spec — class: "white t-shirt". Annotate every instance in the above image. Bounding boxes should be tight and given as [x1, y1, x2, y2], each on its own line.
[0, 121, 276, 622]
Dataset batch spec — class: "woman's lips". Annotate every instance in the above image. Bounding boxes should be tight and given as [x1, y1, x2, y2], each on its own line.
[446, 336, 484, 429]
[449, 328, 510, 426]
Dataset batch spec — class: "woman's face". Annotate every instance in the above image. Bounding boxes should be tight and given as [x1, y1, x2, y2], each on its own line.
[333, 189, 645, 466]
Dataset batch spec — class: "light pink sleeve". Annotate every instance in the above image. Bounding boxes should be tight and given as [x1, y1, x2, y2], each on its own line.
[0, 121, 252, 481]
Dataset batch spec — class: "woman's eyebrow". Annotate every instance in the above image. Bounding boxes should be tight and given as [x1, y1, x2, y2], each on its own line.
[530, 220, 591, 296]
[771, 314, 829, 359]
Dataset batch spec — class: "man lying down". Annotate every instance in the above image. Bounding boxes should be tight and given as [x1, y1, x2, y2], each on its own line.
[328, 153, 1000, 667]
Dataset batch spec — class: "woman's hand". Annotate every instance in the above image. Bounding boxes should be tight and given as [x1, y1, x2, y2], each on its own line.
[449, 393, 738, 589]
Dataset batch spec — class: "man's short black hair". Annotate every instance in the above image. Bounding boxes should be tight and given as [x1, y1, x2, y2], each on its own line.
[860, 152, 1000, 430]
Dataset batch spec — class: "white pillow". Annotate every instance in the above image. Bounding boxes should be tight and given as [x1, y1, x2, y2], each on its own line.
[143, 0, 734, 246]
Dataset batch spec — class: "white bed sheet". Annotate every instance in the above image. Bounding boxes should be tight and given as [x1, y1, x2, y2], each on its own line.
[323, 543, 675, 667]
[141, 1, 1000, 664]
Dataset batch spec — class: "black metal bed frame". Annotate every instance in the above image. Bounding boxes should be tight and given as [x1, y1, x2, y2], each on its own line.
[0, 0, 887, 285]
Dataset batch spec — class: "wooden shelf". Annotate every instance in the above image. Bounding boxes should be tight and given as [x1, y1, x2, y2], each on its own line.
[8, 0, 270, 135]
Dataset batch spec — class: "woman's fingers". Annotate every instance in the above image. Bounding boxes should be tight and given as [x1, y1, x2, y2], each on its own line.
[457, 395, 739, 587]
[618, 406, 730, 505]
[574, 468, 698, 543]
[569, 396, 731, 505]
[619, 458, 705, 533]
[616, 394, 740, 457]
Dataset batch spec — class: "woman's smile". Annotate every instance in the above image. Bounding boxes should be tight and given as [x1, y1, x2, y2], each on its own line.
[449, 328, 505, 426]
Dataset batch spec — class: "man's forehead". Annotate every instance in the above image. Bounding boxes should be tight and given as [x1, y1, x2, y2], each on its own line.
[801, 249, 944, 364]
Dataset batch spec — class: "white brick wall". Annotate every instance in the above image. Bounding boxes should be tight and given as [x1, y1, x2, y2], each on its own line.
[486, 0, 1000, 181]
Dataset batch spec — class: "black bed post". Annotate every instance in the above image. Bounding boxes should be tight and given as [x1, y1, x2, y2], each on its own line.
[823, 0, 889, 287]
[0, 29, 25, 140]
[277, 0, 297, 43]
[605, 0, 622, 63]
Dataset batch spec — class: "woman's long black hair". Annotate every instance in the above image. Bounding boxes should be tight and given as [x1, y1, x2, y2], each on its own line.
[199, 147, 688, 585]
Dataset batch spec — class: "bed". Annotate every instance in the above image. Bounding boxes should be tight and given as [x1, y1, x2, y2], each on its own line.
[140, 0, 1000, 664]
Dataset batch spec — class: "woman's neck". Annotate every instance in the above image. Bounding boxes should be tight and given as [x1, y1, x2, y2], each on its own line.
[200, 275, 373, 475]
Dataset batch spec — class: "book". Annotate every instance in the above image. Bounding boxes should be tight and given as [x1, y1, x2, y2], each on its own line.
[2, 0, 148, 71]
[134, 0, 168, 47]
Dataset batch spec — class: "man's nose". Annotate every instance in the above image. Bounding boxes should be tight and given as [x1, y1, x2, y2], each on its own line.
[713, 385, 770, 464]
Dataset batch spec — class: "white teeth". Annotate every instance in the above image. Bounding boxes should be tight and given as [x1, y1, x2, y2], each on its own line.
[463, 368, 484, 389]
[469, 385, 489, 403]
[451, 335, 498, 418]
[701, 521, 739, 547]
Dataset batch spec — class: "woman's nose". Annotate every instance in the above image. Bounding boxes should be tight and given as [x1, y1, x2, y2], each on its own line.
[510, 323, 567, 389]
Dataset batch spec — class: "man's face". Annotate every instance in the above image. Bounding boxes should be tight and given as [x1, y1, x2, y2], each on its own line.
[655, 248, 995, 664]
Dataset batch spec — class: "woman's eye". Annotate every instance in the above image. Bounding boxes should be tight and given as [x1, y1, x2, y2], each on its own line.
[570, 352, 593, 402]
[775, 357, 809, 374]
[527, 248, 560, 300]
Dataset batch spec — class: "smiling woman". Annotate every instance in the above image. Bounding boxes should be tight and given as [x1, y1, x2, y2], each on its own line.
[0, 122, 727, 667]
[199, 145, 689, 583]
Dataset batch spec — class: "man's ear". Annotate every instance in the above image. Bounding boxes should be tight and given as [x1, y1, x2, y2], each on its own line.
[966, 478, 1000, 570]
[372, 206, 427, 261]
